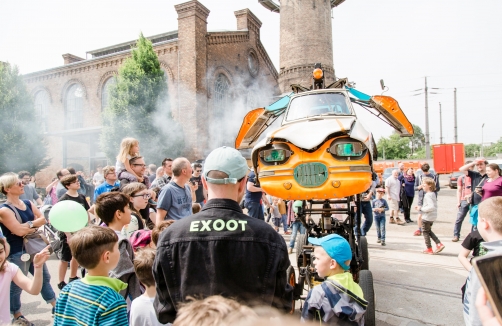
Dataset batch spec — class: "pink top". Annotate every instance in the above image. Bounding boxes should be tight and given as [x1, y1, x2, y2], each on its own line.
[0, 263, 19, 324]
[481, 176, 502, 201]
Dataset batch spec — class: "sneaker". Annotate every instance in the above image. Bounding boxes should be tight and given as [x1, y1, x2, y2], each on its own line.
[57, 281, 67, 290]
[284, 231, 291, 235]
[52, 307, 55, 317]
[381, 241, 386, 246]
[12, 315, 34, 326]
[435, 243, 445, 254]
[422, 247, 434, 255]
[452, 236, 459, 242]
[389, 217, 396, 224]
[413, 229, 422, 236]
[69, 276, 79, 283]
[288, 248, 293, 254]
[376, 239, 381, 243]
[396, 217, 406, 225]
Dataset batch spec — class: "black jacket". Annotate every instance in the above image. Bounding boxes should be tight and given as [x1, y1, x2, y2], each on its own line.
[153, 198, 293, 323]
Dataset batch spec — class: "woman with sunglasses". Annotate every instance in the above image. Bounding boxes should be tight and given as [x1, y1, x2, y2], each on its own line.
[121, 182, 149, 238]
[0, 172, 56, 324]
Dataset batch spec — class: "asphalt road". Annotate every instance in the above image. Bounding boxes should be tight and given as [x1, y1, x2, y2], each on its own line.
[15, 176, 468, 325]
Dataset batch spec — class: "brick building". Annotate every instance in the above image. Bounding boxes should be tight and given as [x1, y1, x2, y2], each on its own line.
[24, 0, 279, 185]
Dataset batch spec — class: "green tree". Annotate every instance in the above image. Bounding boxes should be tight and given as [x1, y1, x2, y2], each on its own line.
[485, 138, 502, 157]
[377, 133, 411, 159]
[410, 124, 425, 153]
[464, 144, 480, 158]
[100, 33, 185, 164]
[0, 63, 50, 174]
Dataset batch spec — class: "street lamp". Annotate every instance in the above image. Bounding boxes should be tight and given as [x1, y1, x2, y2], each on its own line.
[481, 123, 485, 157]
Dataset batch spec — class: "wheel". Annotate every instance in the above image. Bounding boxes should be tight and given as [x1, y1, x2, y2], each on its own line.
[286, 265, 296, 314]
[295, 233, 306, 263]
[359, 270, 376, 326]
[359, 236, 369, 270]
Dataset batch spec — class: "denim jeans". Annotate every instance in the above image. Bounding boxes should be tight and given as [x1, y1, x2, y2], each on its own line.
[355, 201, 373, 236]
[245, 201, 264, 220]
[281, 214, 288, 232]
[374, 215, 386, 241]
[9, 251, 56, 314]
[453, 200, 470, 237]
[289, 221, 306, 249]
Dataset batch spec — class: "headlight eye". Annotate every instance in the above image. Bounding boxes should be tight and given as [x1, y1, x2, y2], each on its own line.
[328, 140, 366, 160]
[259, 146, 293, 165]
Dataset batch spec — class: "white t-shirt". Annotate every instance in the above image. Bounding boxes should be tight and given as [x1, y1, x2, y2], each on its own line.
[93, 172, 105, 184]
[0, 263, 19, 324]
[115, 154, 132, 172]
[385, 176, 401, 201]
[130, 295, 170, 326]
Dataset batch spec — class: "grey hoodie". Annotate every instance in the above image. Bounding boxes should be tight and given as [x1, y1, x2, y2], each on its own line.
[463, 239, 502, 326]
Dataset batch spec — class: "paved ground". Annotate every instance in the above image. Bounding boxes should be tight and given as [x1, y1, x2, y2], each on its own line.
[15, 176, 469, 325]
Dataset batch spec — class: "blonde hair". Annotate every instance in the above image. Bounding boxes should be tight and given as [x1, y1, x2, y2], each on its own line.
[422, 177, 436, 192]
[121, 182, 147, 215]
[479, 196, 502, 234]
[0, 172, 19, 195]
[116, 137, 139, 163]
[173, 296, 256, 326]
[102, 165, 116, 177]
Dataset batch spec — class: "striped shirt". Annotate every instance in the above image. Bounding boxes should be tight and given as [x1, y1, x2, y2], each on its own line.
[54, 275, 128, 326]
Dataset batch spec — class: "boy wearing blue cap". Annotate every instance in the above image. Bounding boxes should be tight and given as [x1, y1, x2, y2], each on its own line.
[301, 234, 367, 325]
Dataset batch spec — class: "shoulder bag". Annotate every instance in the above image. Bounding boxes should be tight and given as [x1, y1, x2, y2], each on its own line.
[465, 176, 487, 205]
[5, 202, 49, 257]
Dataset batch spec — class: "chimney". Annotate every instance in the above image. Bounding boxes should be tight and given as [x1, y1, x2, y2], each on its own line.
[62, 53, 85, 65]
[235, 9, 262, 39]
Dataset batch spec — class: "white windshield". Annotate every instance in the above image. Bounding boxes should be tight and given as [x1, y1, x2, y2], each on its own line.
[285, 93, 352, 121]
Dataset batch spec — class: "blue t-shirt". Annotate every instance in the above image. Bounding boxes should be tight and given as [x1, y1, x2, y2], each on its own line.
[157, 181, 192, 220]
[244, 171, 263, 203]
[94, 181, 120, 201]
[372, 198, 389, 218]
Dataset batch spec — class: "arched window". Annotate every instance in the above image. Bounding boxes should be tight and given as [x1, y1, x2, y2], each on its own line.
[214, 74, 231, 118]
[101, 77, 116, 111]
[34, 91, 50, 132]
[66, 84, 84, 129]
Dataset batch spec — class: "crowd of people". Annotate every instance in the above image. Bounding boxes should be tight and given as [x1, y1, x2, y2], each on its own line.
[0, 136, 501, 325]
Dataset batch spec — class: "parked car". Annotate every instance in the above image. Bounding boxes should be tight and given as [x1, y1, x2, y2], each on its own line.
[448, 171, 464, 189]
[382, 167, 395, 186]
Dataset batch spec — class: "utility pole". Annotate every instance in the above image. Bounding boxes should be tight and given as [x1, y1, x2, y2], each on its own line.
[425, 77, 431, 159]
[481, 123, 485, 157]
[439, 102, 443, 144]
[454, 88, 458, 143]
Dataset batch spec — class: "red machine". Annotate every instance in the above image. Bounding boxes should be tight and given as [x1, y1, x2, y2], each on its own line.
[433, 143, 465, 174]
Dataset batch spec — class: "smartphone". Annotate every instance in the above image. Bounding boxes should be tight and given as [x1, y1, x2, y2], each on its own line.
[472, 253, 502, 323]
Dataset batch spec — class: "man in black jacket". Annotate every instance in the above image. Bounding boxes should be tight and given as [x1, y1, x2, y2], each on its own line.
[153, 146, 293, 323]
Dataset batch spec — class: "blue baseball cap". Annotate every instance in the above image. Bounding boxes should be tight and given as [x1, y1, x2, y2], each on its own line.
[308, 234, 352, 270]
[204, 147, 249, 184]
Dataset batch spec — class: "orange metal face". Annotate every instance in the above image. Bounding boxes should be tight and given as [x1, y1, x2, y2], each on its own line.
[235, 108, 265, 149]
[371, 96, 413, 136]
[256, 139, 372, 200]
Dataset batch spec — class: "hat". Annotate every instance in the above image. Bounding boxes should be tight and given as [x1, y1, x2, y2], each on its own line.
[204, 146, 249, 184]
[292, 200, 303, 214]
[475, 157, 487, 164]
[376, 188, 385, 193]
[130, 230, 152, 251]
[308, 234, 352, 270]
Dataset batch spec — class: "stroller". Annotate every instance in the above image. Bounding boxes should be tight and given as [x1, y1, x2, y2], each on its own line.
[39, 205, 63, 259]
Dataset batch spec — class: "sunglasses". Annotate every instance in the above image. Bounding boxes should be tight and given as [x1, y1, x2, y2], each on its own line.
[132, 193, 151, 199]
[16, 181, 23, 187]
[132, 164, 146, 168]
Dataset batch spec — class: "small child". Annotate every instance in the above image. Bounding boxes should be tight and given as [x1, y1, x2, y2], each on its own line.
[301, 234, 367, 325]
[372, 188, 389, 246]
[270, 197, 282, 232]
[54, 226, 129, 325]
[116, 137, 141, 181]
[57, 174, 92, 290]
[151, 220, 175, 248]
[463, 196, 502, 325]
[95, 192, 142, 309]
[415, 177, 445, 254]
[130, 248, 169, 326]
[0, 239, 50, 325]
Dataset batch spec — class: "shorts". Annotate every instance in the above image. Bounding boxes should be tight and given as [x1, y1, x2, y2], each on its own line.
[388, 198, 399, 211]
[57, 231, 72, 262]
[272, 217, 281, 227]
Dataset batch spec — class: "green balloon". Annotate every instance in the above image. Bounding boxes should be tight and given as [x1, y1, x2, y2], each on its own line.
[293, 200, 303, 214]
[49, 200, 88, 232]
